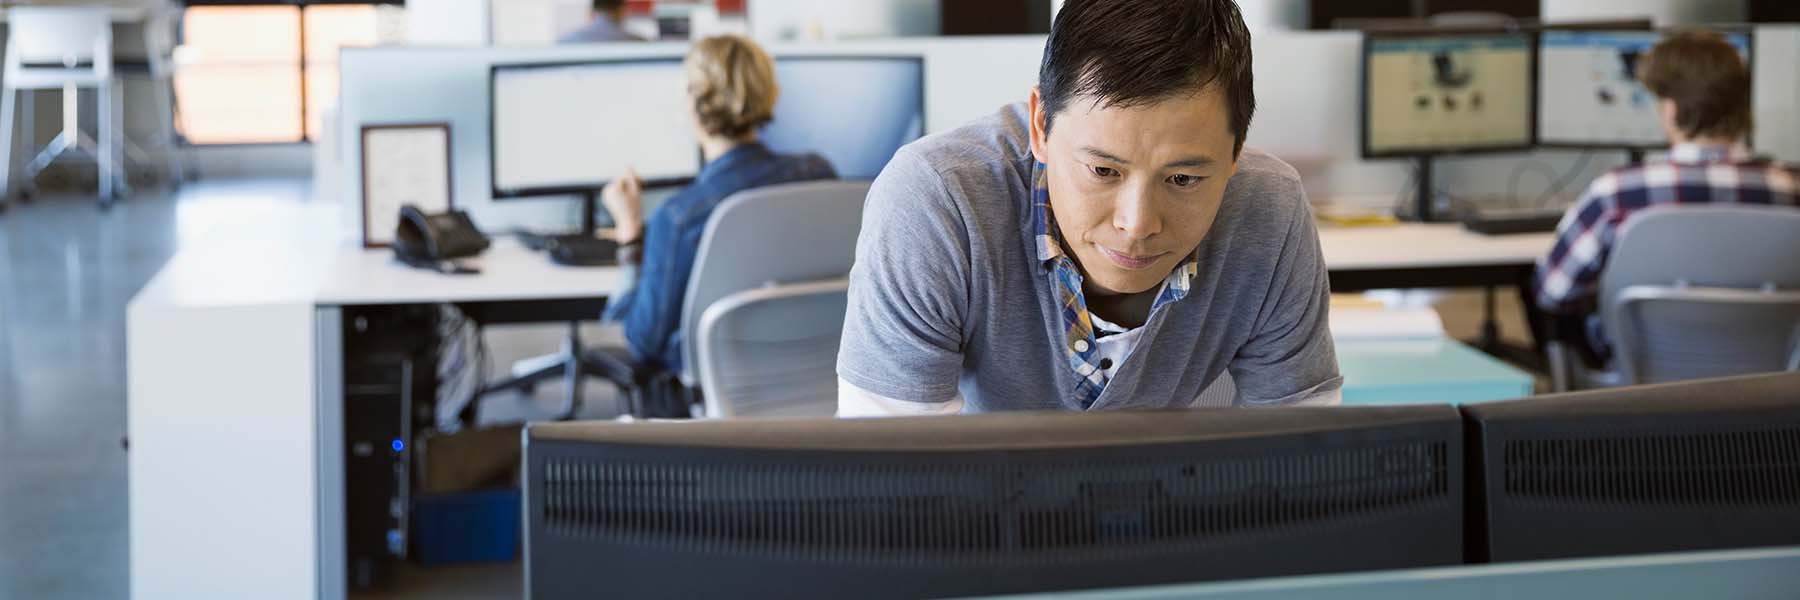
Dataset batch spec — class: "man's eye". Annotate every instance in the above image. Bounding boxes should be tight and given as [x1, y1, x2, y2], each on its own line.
[1168, 174, 1206, 188]
[1090, 165, 1119, 178]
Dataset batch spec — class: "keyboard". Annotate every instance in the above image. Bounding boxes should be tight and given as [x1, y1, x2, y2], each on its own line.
[1460, 210, 1565, 235]
[517, 232, 620, 266]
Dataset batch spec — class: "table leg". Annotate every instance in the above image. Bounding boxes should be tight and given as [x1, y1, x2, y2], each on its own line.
[1479, 285, 1501, 350]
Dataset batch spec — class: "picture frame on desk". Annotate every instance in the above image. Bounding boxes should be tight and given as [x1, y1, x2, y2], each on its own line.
[361, 123, 454, 248]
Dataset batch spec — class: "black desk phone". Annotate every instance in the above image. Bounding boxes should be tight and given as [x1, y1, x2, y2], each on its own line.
[393, 205, 490, 274]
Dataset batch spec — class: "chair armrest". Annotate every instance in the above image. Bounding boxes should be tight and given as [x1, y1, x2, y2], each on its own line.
[693, 278, 849, 419]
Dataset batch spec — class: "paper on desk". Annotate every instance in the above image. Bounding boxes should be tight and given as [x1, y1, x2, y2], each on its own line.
[1329, 308, 1445, 341]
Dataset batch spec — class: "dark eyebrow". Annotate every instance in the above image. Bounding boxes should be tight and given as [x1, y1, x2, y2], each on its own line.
[1080, 146, 1216, 170]
[1079, 146, 1131, 166]
[1165, 156, 1217, 169]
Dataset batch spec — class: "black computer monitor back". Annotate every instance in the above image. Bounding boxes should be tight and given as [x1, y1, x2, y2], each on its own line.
[524, 407, 1464, 599]
[1464, 372, 1800, 563]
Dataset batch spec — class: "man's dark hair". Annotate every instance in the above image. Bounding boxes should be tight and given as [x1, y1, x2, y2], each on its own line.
[592, 0, 625, 12]
[1038, 0, 1256, 157]
[1637, 29, 1753, 142]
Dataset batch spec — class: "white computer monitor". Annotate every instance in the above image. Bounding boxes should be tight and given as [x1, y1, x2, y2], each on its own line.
[1537, 29, 1753, 149]
[761, 56, 926, 180]
[490, 59, 701, 198]
[1361, 32, 1536, 158]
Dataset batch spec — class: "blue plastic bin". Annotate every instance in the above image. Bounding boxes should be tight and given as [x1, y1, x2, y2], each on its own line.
[411, 488, 521, 565]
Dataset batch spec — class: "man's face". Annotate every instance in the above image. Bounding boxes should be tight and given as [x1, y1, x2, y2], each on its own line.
[1029, 86, 1240, 296]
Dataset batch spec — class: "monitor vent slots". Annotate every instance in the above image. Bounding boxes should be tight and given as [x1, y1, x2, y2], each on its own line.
[1501, 428, 1800, 507]
[535, 441, 1453, 563]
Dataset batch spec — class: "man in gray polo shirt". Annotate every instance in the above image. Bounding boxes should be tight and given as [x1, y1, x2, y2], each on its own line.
[837, 0, 1342, 415]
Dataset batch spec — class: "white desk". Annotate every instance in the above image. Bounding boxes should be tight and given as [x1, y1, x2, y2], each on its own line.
[1318, 223, 1558, 353]
[126, 213, 1554, 600]
[1316, 223, 1557, 292]
[1318, 223, 1556, 271]
[127, 204, 620, 600]
[317, 240, 620, 306]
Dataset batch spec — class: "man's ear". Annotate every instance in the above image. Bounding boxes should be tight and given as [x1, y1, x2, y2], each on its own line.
[1028, 86, 1051, 165]
[1657, 98, 1684, 143]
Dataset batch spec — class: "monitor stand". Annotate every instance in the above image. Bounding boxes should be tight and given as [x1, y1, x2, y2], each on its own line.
[580, 190, 600, 237]
[540, 190, 620, 267]
[1409, 156, 1439, 222]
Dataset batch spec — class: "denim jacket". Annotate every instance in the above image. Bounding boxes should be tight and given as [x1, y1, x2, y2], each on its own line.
[603, 142, 837, 372]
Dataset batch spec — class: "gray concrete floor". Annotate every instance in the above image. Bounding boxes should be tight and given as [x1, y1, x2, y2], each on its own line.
[0, 179, 315, 600]
[0, 179, 621, 599]
[0, 178, 1544, 600]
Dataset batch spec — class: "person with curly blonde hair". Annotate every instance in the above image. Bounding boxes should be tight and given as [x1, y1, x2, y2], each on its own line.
[599, 36, 837, 400]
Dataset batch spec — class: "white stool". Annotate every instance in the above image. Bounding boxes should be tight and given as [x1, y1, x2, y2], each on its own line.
[0, 6, 127, 210]
[129, 3, 189, 187]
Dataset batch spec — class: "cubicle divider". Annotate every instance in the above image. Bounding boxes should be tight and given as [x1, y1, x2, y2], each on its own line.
[335, 36, 1047, 238]
[335, 27, 1800, 240]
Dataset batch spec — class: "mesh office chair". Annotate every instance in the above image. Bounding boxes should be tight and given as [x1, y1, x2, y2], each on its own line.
[482, 180, 870, 420]
[682, 180, 870, 418]
[573, 180, 871, 419]
[0, 6, 126, 209]
[1548, 206, 1800, 390]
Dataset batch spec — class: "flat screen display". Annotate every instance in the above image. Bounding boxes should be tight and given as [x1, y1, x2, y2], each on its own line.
[491, 59, 700, 197]
[1537, 30, 1752, 148]
[1363, 34, 1535, 157]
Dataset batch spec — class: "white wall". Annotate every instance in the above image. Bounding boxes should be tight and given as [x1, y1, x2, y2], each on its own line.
[746, 0, 939, 41]
[489, 0, 561, 45]
[920, 36, 1044, 134]
[406, 0, 489, 45]
[1754, 26, 1800, 162]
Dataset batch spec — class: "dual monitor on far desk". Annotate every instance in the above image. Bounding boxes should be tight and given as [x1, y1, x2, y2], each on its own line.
[1361, 25, 1753, 221]
[489, 54, 925, 235]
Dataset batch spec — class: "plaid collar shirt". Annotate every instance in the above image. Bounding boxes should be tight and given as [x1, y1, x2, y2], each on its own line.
[1032, 162, 1201, 408]
[1534, 143, 1800, 315]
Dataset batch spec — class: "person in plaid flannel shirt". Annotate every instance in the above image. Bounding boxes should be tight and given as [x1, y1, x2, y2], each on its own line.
[1532, 29, 1800, 366]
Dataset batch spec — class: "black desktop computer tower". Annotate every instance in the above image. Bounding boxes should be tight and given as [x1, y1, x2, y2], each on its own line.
[342, 305, 438, 589]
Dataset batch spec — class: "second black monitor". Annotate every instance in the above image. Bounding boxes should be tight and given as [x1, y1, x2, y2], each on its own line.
[763, 55, 925, 180]
[1362, 31, 1537, 158]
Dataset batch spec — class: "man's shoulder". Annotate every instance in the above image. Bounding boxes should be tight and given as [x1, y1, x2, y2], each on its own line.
[1230, 148, 1305, 196]
[890, 103, 1034, 188]
[1220, 147, 1309, 231]
[866, 104, 1035, 238]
